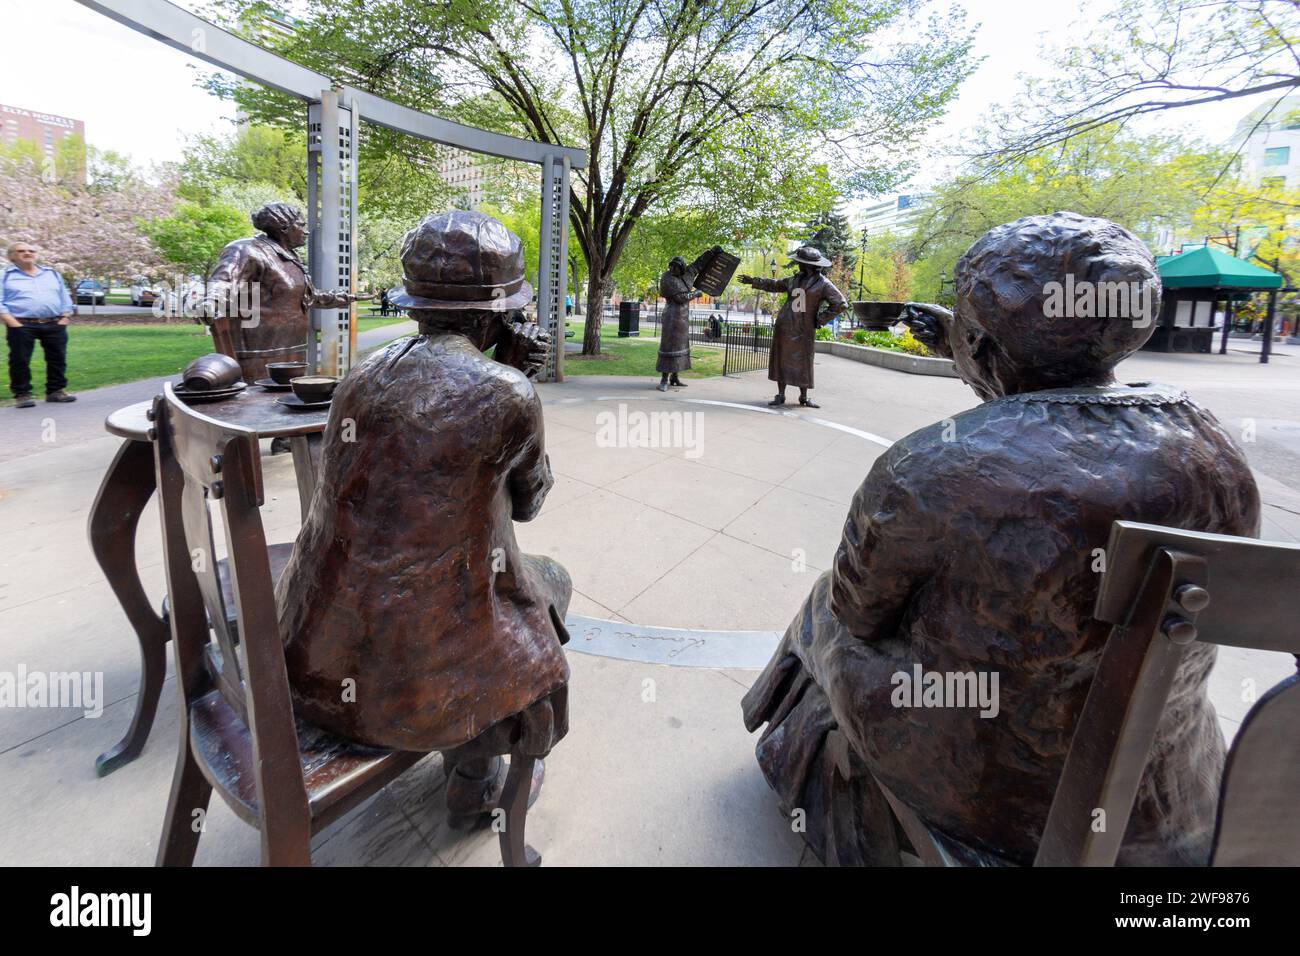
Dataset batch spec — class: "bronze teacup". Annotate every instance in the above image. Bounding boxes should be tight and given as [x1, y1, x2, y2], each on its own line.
[290, 376, 339, 402]
[268, 361, 309, 385]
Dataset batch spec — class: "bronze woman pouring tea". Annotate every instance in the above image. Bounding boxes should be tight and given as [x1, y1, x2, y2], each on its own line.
[205, 202, 371, 383]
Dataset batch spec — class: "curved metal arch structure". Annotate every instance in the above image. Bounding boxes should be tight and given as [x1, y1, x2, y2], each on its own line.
[76, 0, 585, 380]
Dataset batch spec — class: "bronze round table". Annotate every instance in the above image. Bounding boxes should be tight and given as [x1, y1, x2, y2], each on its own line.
[90, 387, 330, 775]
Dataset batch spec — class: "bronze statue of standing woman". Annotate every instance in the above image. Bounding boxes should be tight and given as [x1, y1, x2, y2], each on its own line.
[205, 202, 371, 383]
[740, 246, 847, 408]
[656, 252, 709, 391]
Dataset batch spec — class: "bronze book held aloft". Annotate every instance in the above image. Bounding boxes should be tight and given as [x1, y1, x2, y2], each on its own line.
[692, 246, 741, 297]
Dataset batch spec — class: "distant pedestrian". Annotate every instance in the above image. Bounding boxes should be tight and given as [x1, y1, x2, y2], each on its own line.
[380, 288, 390, 316]
[2, 241, 77, 408]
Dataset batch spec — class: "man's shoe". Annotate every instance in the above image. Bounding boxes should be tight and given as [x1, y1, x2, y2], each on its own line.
[656, 382, 669, 392]
[669, 377, 687, 387]
[14, 394, 35, 409]
[799, 398, 821, 409]
[45, 390, 76, 403]
[767, 394, 785, 406]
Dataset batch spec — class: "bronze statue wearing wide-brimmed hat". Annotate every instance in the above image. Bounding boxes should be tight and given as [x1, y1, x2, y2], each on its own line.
[739, 245, 846, 407]
[277, 209, 569, 823]
[205, 202, 371, 383]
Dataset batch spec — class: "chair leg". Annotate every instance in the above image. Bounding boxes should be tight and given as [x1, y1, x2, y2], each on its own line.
[498, 750, 541, 867]
[156, 743, 212, 866]
[260, 824, 313, 867]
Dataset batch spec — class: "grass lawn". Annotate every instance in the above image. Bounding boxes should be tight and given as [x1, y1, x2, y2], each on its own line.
[561, 320, 725, 379]
[1, 316, 410, 405]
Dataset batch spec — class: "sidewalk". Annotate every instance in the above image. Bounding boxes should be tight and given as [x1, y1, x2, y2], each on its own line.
[0, 345, 1296, 865]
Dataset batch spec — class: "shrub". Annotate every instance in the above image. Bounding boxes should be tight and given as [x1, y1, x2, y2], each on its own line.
[845, 327, 930, 356]
[815, 326, 833, 341]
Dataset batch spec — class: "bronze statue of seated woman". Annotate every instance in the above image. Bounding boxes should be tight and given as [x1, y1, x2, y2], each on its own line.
[276, 210, 569, 829]
[742, 212, 1260, 866]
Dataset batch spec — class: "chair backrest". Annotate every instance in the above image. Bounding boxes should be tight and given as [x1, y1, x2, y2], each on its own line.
[1035, 520, 1300, 866]
[152, 384, 310, 835]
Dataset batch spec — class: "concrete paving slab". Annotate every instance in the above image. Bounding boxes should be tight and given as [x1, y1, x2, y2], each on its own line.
[514, 488, 715, 612]
[722, 484, 849, 571]
[608, 455, 773, 532]
[620, 532, 821, 631]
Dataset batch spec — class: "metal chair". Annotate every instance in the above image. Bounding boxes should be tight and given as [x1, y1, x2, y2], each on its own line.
[151, 383, 552, 866]
[871, 520, 1300, 866]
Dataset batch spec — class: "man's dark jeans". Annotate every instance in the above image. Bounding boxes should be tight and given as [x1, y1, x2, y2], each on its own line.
[7, 322, 68, 396]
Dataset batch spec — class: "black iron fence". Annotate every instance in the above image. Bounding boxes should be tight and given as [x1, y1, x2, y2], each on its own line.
[720, 320, 772, 376]
[637, 307, 772, 377]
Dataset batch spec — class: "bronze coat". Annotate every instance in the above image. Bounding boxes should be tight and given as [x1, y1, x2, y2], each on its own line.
[747, 271, 847, 388]
[276, 332, 572, 752]
[742, 383, 1260, 865]
[207, 235, 351, 382]
[656, 268, 695, 374]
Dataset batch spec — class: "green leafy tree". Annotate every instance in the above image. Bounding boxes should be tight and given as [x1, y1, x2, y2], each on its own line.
[209, 0, 975, 353]
[141, 201, 251, 277]
[179, 125, 308, 204]
[905, 126, 1233, 296]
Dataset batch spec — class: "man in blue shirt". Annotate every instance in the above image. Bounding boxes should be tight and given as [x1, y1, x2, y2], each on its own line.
[2, 241, 76, 407]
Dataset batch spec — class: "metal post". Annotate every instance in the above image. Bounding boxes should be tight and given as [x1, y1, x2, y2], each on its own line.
[536, 154, 570, 383]
[1218, 297, 1233, 355]
[1261, 289, 1278, 364]
[307, 90, 356, 377]
[306, 102, 321, 371]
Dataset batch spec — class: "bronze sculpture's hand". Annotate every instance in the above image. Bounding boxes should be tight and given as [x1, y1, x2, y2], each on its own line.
[900, 302, 954, 358]
[498, 320, 551, 378]
[738, 274, 755, 286]
[350, 292, 378, 302]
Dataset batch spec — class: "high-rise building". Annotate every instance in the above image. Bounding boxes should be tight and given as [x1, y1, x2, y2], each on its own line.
[0, 103, 85, 160]
[854, 193, 929, 238]
[1233, 95, 1300, 190]
[438, 148, 490, 210]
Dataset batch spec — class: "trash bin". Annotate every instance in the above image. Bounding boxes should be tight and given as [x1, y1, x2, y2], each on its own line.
[618, 301, 640, 338]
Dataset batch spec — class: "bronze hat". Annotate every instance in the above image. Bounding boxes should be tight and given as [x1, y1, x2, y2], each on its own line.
[390, 210, 532, 312]
[788, 246, 832, 268]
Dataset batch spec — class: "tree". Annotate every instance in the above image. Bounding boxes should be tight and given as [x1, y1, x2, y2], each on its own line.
[1191, 177, 1300, 285]
[210, 0, 975, 353]
[179, 124, 308, 204]
[141, 201, 251, 278]
[988, 0, 1300, 160]
[0, 140, 172, 283]
[805, 208, 857, 273]
[905, 125, 1234, 294]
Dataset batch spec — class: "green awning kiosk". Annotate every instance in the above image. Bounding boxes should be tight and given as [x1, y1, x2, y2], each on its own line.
[1148, 247, 1283, 353]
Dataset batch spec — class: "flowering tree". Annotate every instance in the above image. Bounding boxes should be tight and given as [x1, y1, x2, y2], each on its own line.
[0, 141, 174, 285]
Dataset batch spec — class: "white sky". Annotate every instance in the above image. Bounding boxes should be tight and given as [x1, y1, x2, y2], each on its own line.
[0, 0, 1283, 183]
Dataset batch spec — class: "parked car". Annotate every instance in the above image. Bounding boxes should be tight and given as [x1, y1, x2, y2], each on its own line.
[75, 280, 107, 305]
[129, 279, 161, 307]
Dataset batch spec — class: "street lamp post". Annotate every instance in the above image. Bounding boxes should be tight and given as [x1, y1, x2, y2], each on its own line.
[856, 226, 869, 303]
